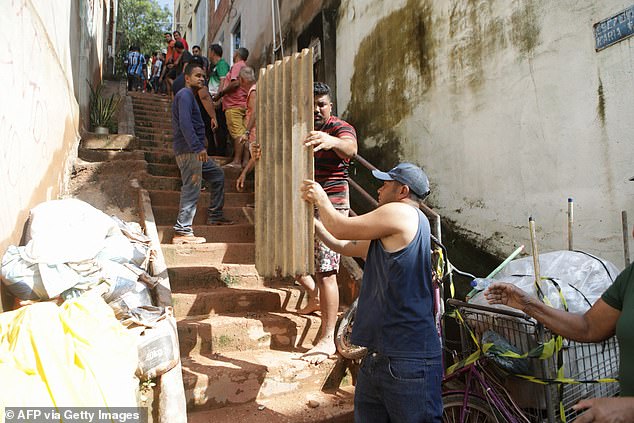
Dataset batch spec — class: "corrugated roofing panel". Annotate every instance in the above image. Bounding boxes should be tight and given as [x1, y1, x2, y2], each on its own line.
[255, 49, 314, 277]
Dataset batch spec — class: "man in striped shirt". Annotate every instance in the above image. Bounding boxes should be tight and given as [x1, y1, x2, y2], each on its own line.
[298, 82, 358, 364]
[126, 46, 145, 92]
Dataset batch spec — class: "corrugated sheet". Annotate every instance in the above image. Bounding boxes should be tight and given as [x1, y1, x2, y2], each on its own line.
[255, 49, 314, 277]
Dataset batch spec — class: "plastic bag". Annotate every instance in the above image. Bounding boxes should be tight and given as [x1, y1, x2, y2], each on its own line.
[135, 307, 179, 381]
[469, 250, 619, 313]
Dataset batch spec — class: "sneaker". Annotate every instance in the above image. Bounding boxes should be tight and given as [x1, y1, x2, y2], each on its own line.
[206, 217, 235, 226]
[172, 234, 206, 244]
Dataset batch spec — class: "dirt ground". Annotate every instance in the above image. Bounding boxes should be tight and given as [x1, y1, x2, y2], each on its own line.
[68, 155, 145, 223]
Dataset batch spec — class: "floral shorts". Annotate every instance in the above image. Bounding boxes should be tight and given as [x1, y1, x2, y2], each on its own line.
[315, 208, 349, 273]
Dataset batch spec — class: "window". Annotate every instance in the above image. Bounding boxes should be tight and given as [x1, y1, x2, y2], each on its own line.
[231, 18, 241, 63]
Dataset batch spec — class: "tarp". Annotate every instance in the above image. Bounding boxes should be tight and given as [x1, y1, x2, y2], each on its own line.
[0, 293, 138, 408]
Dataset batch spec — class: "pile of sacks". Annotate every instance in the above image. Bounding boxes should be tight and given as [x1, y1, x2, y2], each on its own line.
[0, 199, 179, 393]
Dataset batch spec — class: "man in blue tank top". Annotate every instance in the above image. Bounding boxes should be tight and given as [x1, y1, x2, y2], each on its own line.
[301, 162, 442, 422]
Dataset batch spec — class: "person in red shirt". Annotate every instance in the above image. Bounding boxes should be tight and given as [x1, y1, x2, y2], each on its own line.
[213, 47, 249, 169]
[160, 32, 175, 95]
[173, 30, 189, 52]
[297, 82, 358, 364]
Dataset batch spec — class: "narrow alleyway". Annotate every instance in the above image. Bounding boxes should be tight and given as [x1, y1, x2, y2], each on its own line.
[129, 92, 354, 422]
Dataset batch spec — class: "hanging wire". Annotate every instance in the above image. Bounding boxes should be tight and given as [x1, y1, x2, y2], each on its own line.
[275, 0, 284, 57]
[271, 0, 276, 63]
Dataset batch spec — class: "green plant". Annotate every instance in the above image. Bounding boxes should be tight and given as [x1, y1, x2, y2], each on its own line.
[220, 273, 238, 287]
[88, 81, 121, 130]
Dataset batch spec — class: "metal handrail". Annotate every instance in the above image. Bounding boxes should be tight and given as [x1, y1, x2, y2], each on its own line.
[348, 153, 442, 243]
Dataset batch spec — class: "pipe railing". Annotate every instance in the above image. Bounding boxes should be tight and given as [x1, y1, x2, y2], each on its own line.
[348, 154, 442, 243]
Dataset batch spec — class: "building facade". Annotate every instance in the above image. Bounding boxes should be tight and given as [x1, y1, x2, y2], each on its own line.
[206, 0, 633, 267]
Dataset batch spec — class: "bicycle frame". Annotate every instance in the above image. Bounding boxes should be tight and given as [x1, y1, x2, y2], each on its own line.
[443, 360, 529, 423]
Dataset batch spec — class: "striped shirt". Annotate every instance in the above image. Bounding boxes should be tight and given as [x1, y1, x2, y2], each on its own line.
[315, 115, 357, 208]
[127, 51, 145, 76]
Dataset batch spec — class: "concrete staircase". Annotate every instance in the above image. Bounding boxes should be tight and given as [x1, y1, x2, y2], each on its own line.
[129, 92, 354, 422]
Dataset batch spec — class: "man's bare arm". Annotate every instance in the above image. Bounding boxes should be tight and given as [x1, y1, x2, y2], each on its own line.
[314, 218, 369, 259]
[485, 284, 619, 343]
[304, 132, 357, 160]
[301, 180, 410, 241]
[197, 89, 218, 127]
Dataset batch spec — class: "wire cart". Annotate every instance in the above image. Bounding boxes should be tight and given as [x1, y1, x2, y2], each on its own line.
[447, 299, 620, 422]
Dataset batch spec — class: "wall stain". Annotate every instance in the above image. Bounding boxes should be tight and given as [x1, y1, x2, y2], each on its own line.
[448, 1, 506, 92]
[345, 0, 435, 169]
[509, 0, 540, 57]
[597, 76, 606, 126]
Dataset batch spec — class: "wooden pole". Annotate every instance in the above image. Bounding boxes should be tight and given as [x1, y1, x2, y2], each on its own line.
[567, 198, 574, 250]
[529, 216, 541, 284]
[621, 210, 630, 267]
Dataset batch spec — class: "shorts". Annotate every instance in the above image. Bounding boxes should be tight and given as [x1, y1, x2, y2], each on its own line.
[224, 107, 247, 140]
[315, 207, 349, 273]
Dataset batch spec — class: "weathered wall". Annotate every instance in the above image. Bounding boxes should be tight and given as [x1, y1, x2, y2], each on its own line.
[0, 0, 115, 309]
[336, 0, 633, 267]
[209, 0, 336, 69]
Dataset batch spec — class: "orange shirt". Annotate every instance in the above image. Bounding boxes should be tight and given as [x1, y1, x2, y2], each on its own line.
[166, 40, 175, 63]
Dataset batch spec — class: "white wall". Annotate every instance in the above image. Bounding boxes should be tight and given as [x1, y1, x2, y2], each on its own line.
[0, 0, 114, 309]
[211, 0, 273, 65]
[336, 0, 633, 267]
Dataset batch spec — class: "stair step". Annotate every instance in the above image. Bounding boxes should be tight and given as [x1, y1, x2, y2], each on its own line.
[186, 386, 354, 423]
[158, 224, 254, 243]
[168, 264, 264, 290]
[177, 311, 321, 355]
[137, 140, 173, 151]
[132, 101, 171, 110]
[153, 205, 252, 226]
[162, 242, 255, 266]
[171, 285, 306, 317]
[149, 190, 253, 207]
[144, 151, 176, 164]
[133, 108, 171, 115]
[143, 174, 253, 193]
[167, 265, 296, 290]
[148, 162, 179, 176]
[134, 132, 172, 141]
[135, 125, 172, 133]
[182, 350, 342, 411]
[78, 149, 146, 162]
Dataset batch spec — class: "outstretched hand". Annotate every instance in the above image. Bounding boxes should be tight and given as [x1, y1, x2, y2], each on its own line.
[300, 180, 329, 208]
[483, 282, 532, 312]
[572, 397, 634, 422]
[236, 170, 247, 192]
[304, 131, 337, 152]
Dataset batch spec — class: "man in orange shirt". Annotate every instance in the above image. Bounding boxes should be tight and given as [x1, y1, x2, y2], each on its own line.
[160, 32, 176, 95]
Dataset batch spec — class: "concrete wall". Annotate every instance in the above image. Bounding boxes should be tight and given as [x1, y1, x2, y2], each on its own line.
[209, 0, 335, 69]
[0, 0, 115, 309]
[336, 0, 633, 267]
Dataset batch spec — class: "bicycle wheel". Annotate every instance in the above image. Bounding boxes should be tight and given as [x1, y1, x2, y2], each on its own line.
[334, 298, 367, 359]
[442, 393, 501, 423]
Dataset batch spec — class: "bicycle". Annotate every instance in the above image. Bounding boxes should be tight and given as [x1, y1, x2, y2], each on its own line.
[334, 239, 620, 422]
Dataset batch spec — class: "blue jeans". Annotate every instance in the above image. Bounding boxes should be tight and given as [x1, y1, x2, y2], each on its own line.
[354, 352, 443, 423]
[174, 153, 225, 235]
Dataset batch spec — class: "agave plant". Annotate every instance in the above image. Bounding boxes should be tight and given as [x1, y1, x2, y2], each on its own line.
[88, 81, 121, 131]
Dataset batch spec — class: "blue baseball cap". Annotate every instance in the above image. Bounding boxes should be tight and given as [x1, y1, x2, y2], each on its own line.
[372, 163, 430, 198]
